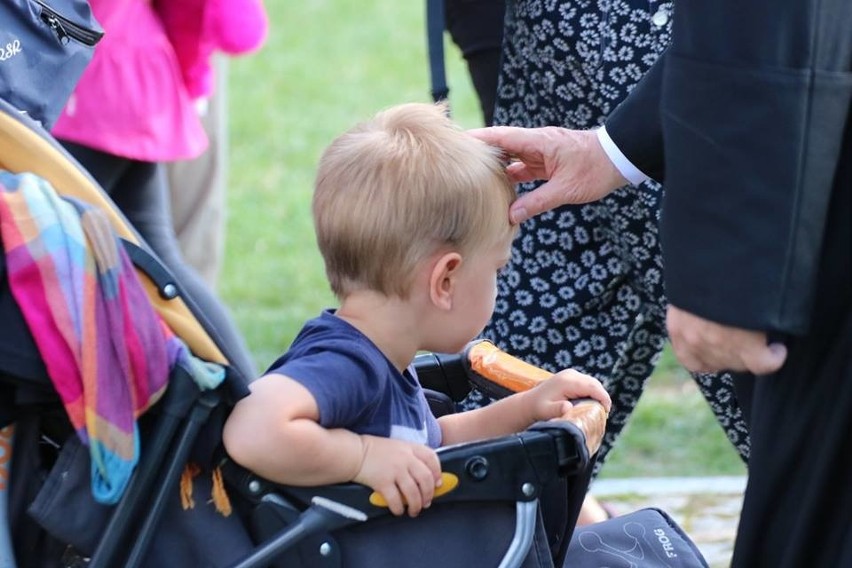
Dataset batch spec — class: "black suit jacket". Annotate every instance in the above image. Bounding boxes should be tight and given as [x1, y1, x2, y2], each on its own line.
[606, 0, 852, 335]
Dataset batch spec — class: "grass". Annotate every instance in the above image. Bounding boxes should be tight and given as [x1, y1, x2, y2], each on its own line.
[219, 0, 745, 479]
[600, 347, 746, 479]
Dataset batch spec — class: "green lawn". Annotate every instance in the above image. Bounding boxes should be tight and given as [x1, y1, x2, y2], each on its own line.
[601, 355, 747, 478]
[220, 0, 746, 479]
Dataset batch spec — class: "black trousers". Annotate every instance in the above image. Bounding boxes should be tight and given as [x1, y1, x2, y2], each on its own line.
[733, 115, 852, 566]
[444, 0, 506, 126]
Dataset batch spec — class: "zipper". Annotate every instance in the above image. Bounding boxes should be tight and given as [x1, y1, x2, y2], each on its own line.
[34, 0, 104, 47]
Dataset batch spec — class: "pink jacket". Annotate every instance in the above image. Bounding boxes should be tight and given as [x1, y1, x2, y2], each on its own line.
[156, 0, 269, 99]
[52, 0, 268, 163]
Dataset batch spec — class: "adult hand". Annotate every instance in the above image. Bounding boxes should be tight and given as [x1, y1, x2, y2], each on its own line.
[467, 126, 628, 223]
[666, 305, 788, 375]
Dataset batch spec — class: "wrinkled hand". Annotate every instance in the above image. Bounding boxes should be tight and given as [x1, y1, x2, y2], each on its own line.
[467, 126, 627, 223]
[666, 305, 787, 375]
[353, 435, 442, 517]
[524, 369, 612, 423]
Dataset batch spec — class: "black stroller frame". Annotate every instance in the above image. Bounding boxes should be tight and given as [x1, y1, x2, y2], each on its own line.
[0, 99, 603, 568]
[0, 98, 708, 568]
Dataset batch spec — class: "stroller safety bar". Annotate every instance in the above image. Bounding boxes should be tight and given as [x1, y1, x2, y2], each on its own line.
[416, 340, 608, 455]
[223, 421, 591, 568]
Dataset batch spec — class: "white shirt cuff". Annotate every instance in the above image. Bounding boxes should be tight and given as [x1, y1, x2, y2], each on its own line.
[596, 126, 650, 186]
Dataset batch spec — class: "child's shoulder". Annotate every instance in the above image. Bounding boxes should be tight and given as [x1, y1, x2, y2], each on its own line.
[267, 312, 389, 385]
[288, 312, 379, 359]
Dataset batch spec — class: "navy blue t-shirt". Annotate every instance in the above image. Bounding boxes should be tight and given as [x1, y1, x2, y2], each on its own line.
[266, 310, 442, 448]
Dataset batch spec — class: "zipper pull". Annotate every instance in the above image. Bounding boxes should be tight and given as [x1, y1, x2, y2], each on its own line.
[43, 14, 70, 45]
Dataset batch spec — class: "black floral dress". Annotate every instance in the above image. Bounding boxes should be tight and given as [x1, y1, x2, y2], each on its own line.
[467, 0, 750, 474]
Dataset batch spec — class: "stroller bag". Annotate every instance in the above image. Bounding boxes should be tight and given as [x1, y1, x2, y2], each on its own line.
[564, 507, 709, 567]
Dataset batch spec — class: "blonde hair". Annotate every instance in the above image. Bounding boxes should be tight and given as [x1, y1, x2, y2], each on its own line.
[313, 102, 515, 299]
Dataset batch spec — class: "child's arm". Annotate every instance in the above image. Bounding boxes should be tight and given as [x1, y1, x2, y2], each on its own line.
[437, 369, 611, 447]
[223, 373, 442, 516]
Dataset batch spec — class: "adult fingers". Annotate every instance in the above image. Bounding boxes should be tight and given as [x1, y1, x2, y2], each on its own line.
[467, 125, 539, 155]
[669, 323, 787, 375]
[675, 342, 785, 375]
[740, 341, 787, 375]
[505, 161, 539, 183]
[509, 179, 570, 224]
[470, 126, 552, 184]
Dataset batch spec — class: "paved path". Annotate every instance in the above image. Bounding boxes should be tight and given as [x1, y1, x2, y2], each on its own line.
[590, 476, 746, 568]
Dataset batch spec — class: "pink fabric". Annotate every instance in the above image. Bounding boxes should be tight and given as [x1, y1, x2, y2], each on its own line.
[157, 0, 269, 99]
[51, 0, 208, 162]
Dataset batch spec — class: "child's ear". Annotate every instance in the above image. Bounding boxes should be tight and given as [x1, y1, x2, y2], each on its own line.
[429, 252, 463, 310]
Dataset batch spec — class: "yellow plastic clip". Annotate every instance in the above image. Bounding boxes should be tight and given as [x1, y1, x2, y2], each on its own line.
[369, 472, 459, 508]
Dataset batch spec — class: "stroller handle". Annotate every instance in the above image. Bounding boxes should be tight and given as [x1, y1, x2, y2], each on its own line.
[464, 340, 608, 456]
[466, 340, 553, 390]
[554, 399, 607, 456]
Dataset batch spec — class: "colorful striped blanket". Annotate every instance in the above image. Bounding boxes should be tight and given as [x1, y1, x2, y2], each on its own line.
[0, 171, 223, 504]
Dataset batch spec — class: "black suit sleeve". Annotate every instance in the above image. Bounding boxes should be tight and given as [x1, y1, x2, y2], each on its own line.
[610, 0, 852, 335]
[605, 54, 665, 183]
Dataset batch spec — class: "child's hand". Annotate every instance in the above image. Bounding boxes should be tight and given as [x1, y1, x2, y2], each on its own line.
[353, 435, 443, 517]
[524, 369, 612, 423]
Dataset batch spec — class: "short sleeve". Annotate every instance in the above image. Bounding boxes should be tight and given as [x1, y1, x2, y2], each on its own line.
[269, 345, 386, 429]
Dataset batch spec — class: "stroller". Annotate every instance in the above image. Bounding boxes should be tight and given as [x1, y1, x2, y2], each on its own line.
[0, 97, 709, 567]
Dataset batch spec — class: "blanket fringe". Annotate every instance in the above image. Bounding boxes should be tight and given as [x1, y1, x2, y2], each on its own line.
[180, 462, 232, 517]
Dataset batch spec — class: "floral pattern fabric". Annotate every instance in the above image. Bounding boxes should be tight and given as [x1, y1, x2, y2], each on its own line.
[465, 0, 751, 474]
